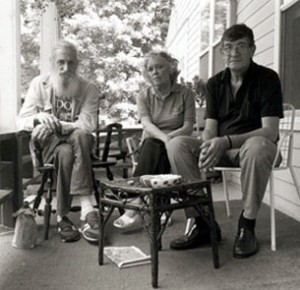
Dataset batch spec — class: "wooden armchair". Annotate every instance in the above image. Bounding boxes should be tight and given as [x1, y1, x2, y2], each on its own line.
[92, 123, 130, 181]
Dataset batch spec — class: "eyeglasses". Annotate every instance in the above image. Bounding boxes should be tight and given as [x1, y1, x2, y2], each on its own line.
[221, 43, 252, 55]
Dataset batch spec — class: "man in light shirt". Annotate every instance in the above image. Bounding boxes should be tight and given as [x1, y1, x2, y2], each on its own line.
[17, 40, 100, 243]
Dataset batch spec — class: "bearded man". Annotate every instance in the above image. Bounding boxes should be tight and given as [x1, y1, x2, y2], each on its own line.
[17, 40, 100, 243]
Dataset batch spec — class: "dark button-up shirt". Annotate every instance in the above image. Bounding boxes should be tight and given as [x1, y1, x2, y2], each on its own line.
[205, 61, 283, 137]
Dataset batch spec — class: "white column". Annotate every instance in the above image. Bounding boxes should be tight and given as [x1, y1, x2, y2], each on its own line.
[273, 0, 281, 73]
[227, 0, 237, 27]
[40, 2, 61, 75]
[208, 0, 216, 77]
[0, 0, 21, 132]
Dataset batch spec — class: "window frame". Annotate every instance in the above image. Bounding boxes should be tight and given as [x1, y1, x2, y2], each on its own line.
[198, 0, 230, 81]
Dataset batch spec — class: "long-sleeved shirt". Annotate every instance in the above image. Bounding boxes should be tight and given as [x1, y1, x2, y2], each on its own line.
[17, 74, 99, 134]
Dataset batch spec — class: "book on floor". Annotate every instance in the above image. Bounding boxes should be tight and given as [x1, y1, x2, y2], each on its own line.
[104, 246, 151, 268]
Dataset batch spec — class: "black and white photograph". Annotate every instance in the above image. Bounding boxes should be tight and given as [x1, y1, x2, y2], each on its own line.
[1, 0, 300, 289]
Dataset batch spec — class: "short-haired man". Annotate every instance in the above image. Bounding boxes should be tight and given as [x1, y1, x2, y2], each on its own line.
[17, 40, 100, 243]
[166, 24, 283, 258]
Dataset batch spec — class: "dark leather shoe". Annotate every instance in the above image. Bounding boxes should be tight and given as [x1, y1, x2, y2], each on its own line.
[233, 228, 259, 258]
[170, 222, 222, 250]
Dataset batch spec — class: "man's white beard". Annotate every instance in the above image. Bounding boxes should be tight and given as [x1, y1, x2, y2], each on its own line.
[50, 72, 80, 100]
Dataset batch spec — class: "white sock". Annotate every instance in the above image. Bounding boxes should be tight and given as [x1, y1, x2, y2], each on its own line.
[80, 195, 95, 221]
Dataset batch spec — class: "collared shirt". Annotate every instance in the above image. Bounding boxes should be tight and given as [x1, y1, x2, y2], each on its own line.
[136, 83, 195, 138]
[205, 61, 284, 137]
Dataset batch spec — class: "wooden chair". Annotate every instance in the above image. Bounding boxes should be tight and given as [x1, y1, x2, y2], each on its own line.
[29, 122, 130, 239]
[30, 140, 56, 240]
[214, 103, 300, 251]
[92, 123, 132, 180]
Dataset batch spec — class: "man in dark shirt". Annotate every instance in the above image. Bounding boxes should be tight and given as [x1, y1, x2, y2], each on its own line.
[166, 24, 283, 258]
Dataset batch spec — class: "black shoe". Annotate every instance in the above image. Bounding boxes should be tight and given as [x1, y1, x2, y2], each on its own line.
[170, 222, 222, 250]
[57, 216, 81, 243]
[233, 228, 259, 258]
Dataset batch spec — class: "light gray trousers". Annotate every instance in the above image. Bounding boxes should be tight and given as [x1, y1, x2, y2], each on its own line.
[166, 136, 280, 220]
[39, 128, 93, 216]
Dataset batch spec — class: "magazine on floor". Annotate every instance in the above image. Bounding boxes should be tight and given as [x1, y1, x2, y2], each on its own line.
[104, 246, 151, 268]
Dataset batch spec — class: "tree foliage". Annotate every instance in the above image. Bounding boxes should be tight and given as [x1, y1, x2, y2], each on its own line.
[21, 0, 172, 123]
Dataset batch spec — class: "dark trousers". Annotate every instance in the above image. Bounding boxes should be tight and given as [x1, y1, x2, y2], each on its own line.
[133, 138, 171, 205]
[133, 138, 170, 177]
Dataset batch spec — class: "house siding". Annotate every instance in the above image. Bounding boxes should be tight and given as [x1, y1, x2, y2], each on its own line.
[166, 0, 202, 81]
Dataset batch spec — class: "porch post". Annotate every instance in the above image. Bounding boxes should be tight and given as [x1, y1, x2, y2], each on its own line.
[40, 2, 61, 75]
[227, 0, 237, 27]
[0, 0, 21, 132]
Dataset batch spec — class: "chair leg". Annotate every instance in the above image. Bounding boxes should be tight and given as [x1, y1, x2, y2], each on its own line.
[222, 171, 231, 217]
[33, 173, 48, 213]
[44, 170, 53, 240]
[270, 172, 276, 251]
[92, 169, 100, 206]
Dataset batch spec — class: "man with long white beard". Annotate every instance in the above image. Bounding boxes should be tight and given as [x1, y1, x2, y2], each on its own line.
[17, 40, 100, 243]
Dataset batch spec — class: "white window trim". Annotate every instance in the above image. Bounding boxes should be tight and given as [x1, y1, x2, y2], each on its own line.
[281, 0, 300, 10]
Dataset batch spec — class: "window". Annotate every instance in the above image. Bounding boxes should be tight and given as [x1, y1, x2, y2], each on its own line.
[199, 0, 227, 80]
[214, 0, 227, 42]
[281, 0, 300, 108]
[200, 4, 210, 51]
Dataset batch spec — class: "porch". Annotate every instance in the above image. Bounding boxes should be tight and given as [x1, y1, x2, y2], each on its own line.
[1, 179, 300, 290]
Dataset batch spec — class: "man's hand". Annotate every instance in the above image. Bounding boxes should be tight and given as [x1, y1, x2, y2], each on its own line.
[34, 112, 62, 133]
[199, 136, 229, 169]
[31, 124, 53, 142]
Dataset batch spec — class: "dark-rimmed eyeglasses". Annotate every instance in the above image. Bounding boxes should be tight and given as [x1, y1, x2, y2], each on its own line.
[221, 43, 252, 55]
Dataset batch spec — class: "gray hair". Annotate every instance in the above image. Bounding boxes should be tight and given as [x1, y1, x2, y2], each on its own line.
[50, 40, 78, 64]
[142, 51, 180, 85]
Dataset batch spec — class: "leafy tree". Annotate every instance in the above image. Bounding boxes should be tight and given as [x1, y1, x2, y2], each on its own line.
[21, 0, 172, 123]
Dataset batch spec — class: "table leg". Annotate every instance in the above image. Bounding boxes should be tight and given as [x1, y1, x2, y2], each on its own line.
[149, 192, 159, 288]
[206, 184, 220, 269]
[44, 170, 53, 240]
